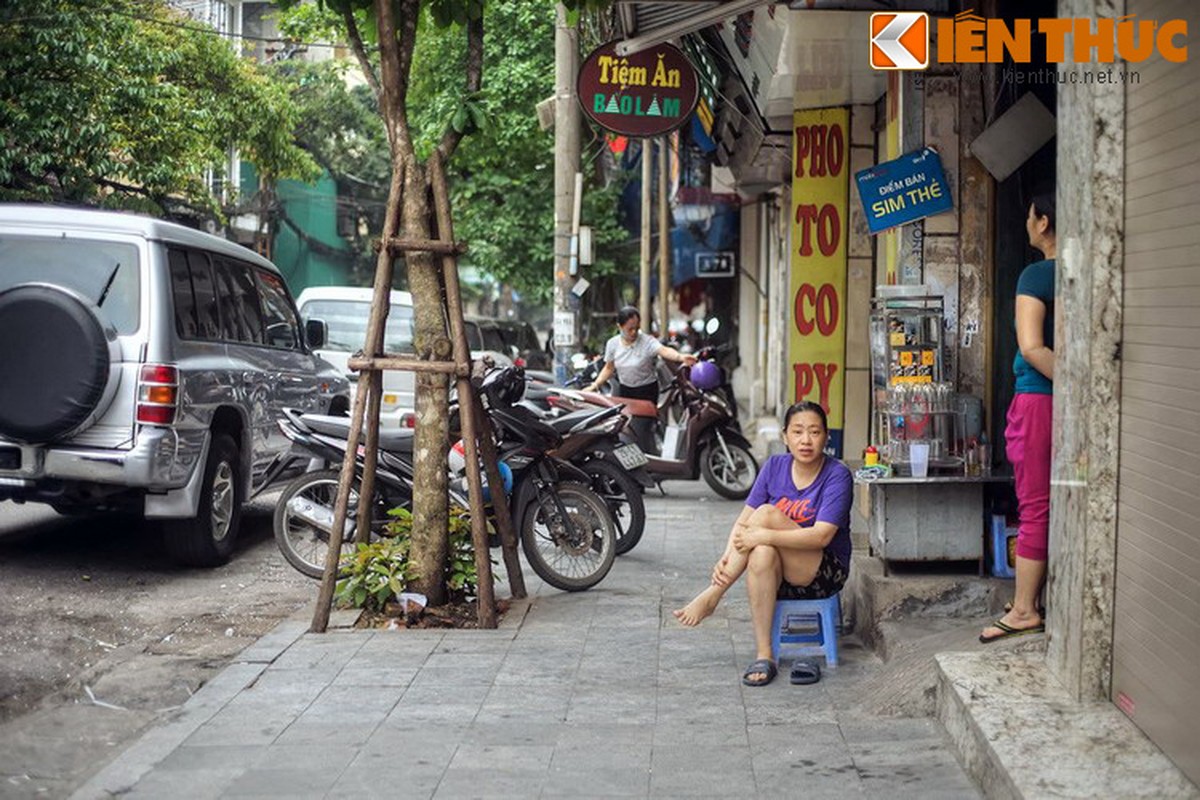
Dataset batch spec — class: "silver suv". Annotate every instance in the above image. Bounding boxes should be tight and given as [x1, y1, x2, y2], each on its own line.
[0, 205, 349, 566]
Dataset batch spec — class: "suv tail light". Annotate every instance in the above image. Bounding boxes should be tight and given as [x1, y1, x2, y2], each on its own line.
[400, 412, 417, 429]
[137, 364, 179, 425]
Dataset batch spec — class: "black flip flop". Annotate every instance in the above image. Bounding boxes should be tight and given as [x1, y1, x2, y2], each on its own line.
[979, 618, 1045, 644]
[790, 659, 821, 685]
[742, 658, 777, 687]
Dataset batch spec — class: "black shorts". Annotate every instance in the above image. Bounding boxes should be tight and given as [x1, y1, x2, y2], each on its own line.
[777, 549, 848, 600]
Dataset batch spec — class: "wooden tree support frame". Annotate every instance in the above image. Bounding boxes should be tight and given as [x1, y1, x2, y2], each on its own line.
[310, 153, 526, 634]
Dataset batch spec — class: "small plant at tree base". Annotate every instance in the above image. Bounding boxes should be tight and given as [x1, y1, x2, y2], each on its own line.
[383, 506, 490, 603]
[334, 539, 414, 612]
[334, 506, 495, 612]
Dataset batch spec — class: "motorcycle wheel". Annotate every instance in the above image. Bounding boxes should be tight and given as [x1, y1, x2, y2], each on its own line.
[520, 481, 617, 591]
[272, 469, 396, 579]
[583, 458, 646, 556]
[700, 440, 759, 500]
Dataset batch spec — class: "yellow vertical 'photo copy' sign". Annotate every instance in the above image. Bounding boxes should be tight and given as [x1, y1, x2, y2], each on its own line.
[789, 107, 849, 457]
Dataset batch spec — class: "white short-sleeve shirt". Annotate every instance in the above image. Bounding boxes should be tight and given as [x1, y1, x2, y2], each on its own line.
[604, 332, 661, 388]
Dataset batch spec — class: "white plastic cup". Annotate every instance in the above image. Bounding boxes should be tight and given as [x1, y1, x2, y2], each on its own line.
[910, 442, 930, 478]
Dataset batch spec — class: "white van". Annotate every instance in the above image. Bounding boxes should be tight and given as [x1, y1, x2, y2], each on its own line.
[295, 287, 416, 428]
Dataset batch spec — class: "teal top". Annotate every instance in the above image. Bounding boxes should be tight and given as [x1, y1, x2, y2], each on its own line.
[1012, 259, 1055, 395]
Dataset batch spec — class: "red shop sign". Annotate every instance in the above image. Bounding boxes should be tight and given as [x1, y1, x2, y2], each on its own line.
[577, 41, 699, 137]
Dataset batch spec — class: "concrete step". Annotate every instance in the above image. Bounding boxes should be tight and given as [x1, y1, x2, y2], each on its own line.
[844, 552, 1016, 654]
[937, 650, 1200, 799]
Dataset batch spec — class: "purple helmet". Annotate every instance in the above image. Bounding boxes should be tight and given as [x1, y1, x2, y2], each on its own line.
[690, 360, 722, 391]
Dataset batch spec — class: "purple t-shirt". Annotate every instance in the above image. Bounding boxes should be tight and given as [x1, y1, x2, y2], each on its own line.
[745, 454, 854, 570]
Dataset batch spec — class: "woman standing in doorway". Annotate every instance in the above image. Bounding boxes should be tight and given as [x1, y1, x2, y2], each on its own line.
[981, 193, 1056, 643]
[585, 306, 696, 399]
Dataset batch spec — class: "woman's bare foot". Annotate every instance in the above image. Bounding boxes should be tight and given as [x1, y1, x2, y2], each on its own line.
[673, 586, 721, 627]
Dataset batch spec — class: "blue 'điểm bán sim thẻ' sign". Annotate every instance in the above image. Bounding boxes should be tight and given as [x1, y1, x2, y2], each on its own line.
[855, 147, 954, 234]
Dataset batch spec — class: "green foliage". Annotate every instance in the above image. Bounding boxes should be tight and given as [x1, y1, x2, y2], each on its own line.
[378, 506, 487, 601]
[403, 2, 623, 304]
[334, 538, 415, 611]
[0, 0, 318, 214]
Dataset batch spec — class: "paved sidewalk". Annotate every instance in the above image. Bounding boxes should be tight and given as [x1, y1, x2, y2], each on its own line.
[71, 483, 979, 799]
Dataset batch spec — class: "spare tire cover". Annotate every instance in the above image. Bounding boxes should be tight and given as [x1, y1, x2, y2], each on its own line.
[0, 284, 114, 443]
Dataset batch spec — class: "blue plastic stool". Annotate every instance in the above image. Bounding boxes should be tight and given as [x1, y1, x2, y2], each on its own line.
[770, 593, 841, 667]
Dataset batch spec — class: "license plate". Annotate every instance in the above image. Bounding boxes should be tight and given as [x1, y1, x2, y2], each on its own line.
[613, 443, 648, 469]
[0, 447, 20, 471]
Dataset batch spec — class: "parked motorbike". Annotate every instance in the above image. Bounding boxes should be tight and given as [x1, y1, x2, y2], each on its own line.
[473, 366, 618, 590]
[267, 408, 422, 578]
[540, 359, 759, 500]
[538, 403, 652, 555]
[270, 372, 618, 591]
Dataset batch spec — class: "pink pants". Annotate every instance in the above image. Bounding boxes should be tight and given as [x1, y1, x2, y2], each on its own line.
[1006, 393, 1053, 561]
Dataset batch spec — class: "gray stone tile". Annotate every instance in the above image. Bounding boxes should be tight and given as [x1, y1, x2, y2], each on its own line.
[251, 743, 358, 771]
[750, 741, 861, 794]
[542, 763, 651, 796]
[355, 732, 459, 770]
[305, 684, 406, 722]
[354, 632, 444, 661]
[333, 665, 419, 687]
[553, 723, 656, 748]
[838, 716, 944, 744]
[746, 722, 845, 750]
[432, 768, 547, 799]
[857, 761, 982, 798]
[493, 653, 580, 686]
[408, 654, 505, 688]
[383, 702, 482, 726]
[123, 767, 246, 799]
[221, 765, 341, 797]
[648, 745, 756, 796]
[447, 743, 554, 772]
[327, 768, 439, 800]
[460, 721, 563, 747]
[270, 639, 365, 672]
[182, 710, 297, 747]
[653, 721, 749, 748]
[399, 681, 491, 706]
[274, 718, 381, 746]
[566, 689, 656, 726]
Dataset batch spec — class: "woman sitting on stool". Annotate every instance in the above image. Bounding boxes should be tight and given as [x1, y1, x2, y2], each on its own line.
[673, 401, 853, 687]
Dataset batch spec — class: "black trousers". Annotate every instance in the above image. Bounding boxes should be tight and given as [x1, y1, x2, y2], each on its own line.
[616, 381, 658, 402]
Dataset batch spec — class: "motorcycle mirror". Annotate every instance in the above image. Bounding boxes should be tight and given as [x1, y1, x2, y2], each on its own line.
[705, 317, 720, 335]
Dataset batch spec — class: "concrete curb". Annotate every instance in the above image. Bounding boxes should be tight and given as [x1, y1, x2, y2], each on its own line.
[67, 617, 309, 800]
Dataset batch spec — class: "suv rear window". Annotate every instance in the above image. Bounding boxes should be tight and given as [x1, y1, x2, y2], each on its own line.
[300, 299, 413, 352]
[0, 235, 140, 334]
[213, 257, 266, 345]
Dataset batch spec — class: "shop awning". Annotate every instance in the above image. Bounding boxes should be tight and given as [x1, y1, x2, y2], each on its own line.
[615, 0, 768, 56]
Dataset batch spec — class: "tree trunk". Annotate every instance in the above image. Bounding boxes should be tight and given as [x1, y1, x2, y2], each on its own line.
[401, 154, 451, 605]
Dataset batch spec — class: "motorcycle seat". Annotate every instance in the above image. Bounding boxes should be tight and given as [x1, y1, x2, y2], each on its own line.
[612, 396, 658, 418]
[299, 413, 415, 455]
[546, 405, 621, 435]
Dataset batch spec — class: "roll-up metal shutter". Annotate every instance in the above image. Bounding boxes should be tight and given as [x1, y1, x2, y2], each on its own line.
[1112, 0, 1200, 785]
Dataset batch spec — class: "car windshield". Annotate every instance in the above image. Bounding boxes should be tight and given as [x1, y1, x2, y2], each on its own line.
[501, 322, 541, 351]
[0, 235, 140, 334]
[479, 325, 506, 352]
[300, 299, 413, 352]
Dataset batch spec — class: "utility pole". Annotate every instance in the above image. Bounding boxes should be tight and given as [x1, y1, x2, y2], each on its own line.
[639, 139, 652, 330]
[553, 3, 581, 383]
[657, 136, 671, 338]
